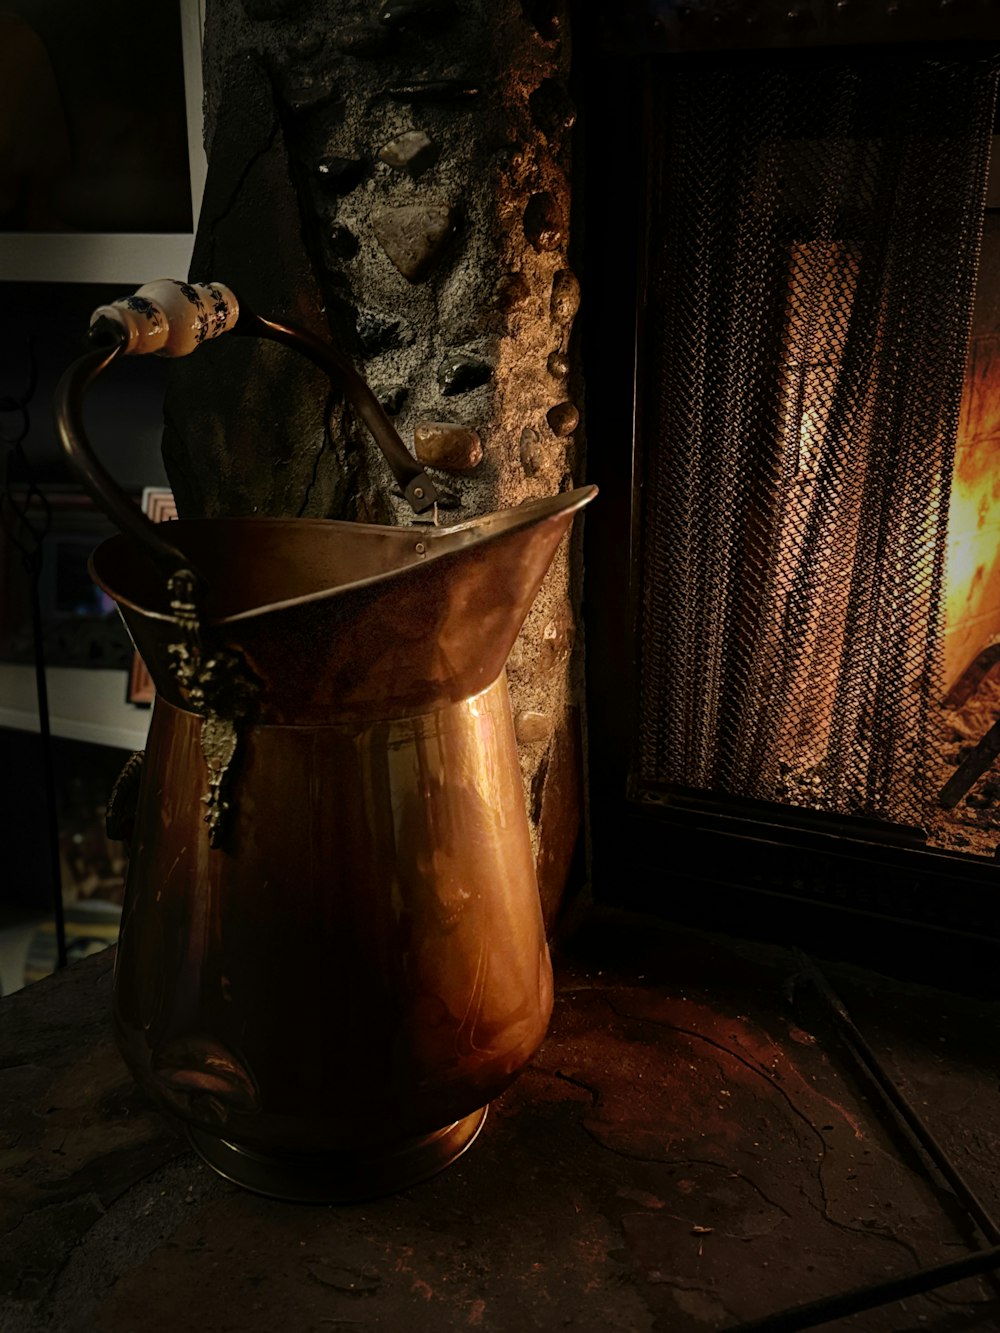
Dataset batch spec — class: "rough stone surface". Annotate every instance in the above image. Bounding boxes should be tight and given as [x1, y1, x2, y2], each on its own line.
[381, 0, 456, 21]
[437, 352, 493, 395]
[547, 400, 579, 436]
[524, 190, 566, 252]
[386, 78, 480, 102]
[495, 270, 531, 311]
[413, 420, 483, 470]
[371, 202, 460, 281]
[377, 129, 439, 175]
[326, 221, 360, 260]
[379, 0, 456, 25]
[515, 708, 555, 743]
[315, 154, 367, 194]
[333, 19, 393, 55]
[164, 0, 586, 918]
[550, 266, 581, 324]
[356, 307, 415, 354]
[283, 28, 323, 58]
[277, 57, 342, 114]
[519, 425, 544, 475]
[374, 383, 409, 415]
[4, 923, 1000, 1331]
[529, 76, 576, 147]
[242, 0, 303, 16]
[521, 0, 563, 42]
[547, 348, 570, 377]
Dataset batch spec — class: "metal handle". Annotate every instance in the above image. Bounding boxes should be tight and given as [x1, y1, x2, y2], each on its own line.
[55, 279, 439, 584]
[231, 311, 439, 514]
[54, 335, 203, 590]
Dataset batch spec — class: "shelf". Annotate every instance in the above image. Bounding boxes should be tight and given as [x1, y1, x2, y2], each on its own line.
[0, 664, 150, 752]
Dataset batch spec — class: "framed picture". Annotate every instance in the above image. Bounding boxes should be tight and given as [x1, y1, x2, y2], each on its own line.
[0, 0, 205, 284]
[126, 487, 178, 706]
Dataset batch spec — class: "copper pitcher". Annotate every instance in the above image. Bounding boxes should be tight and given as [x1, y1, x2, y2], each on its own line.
[54, 280, 596, 1202]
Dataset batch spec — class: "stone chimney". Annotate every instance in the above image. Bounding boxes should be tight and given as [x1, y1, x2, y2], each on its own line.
[162, 0, 587, 925]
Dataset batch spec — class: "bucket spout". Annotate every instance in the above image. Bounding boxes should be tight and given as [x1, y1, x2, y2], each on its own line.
[91, 486, 597, 724]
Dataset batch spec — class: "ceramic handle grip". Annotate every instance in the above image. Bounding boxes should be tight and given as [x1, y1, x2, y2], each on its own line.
[90, 280, 239, 357]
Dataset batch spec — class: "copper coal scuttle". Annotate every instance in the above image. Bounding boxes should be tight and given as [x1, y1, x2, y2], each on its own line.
[54, 279, 595, 1202]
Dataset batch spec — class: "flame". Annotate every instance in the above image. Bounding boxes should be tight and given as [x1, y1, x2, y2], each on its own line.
[942, 338, 1000, 690]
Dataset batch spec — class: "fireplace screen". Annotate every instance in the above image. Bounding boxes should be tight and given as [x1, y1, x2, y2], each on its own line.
[635, 53, 1000, 852]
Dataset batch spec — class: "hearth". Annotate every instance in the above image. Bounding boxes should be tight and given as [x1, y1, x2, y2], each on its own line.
[577, 4, 1000, 983]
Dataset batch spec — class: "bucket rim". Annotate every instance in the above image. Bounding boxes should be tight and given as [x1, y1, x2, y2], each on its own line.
[89, 484, 597, 626]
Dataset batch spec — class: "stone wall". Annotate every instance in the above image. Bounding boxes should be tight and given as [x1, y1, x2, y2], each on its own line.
[162, 0, 586, 925]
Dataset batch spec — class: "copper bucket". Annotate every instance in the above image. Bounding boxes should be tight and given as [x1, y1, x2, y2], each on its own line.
[54, 281, 596, 1202]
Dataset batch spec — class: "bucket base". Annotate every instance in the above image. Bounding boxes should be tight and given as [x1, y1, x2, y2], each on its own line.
[186, 1106, 488, 1204]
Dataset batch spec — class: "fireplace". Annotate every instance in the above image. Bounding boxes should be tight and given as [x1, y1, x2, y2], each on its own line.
[578, 5, 1000, 983]
[6, 11, 1000, 1326]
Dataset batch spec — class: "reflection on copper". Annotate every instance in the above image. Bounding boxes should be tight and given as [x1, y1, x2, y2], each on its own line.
[99, 487, 595, 1200]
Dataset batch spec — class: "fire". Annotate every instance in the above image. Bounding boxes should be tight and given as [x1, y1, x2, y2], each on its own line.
[942, 335, 1000, 694]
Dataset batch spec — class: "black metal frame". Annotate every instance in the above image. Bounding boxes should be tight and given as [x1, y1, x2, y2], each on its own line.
[573, 9, 1000, 993]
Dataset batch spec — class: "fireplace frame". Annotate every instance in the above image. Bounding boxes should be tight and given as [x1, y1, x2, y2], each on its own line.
[575, 4, 1000, 992]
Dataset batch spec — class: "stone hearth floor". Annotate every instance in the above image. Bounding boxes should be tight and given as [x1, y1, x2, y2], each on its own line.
[1, 907, 999, 1333]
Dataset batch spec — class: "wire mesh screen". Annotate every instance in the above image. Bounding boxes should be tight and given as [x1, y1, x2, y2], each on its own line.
[637, 55, 997, 823]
